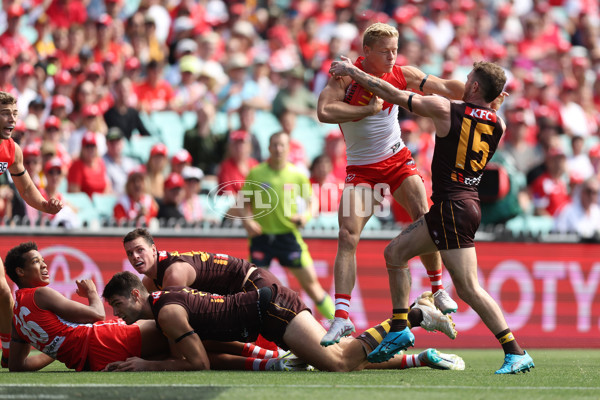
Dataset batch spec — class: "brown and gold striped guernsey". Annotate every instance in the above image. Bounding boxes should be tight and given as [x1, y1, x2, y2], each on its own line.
[148, 286, 263, 343]
[154, 250, 253, 294]
[431, 102, 504, 203]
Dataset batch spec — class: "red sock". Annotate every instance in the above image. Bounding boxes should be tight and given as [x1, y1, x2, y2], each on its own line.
[0, 333, 9, 368]
[428, 268, 444, 293]
[242, 343, 280, 359]
[334, 294, 351, 319]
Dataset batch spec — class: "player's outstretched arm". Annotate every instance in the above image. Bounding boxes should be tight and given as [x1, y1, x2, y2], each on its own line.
[401, 65, 465, 100]
[317, 74, 382, 124]
[35, 284, 105, 324]
[329, 57, 408, 106]
[9, 144, 63, 215]
[8, 327, 55, 371]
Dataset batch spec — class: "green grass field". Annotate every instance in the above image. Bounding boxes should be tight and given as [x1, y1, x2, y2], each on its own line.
[1, 349, 599, 400]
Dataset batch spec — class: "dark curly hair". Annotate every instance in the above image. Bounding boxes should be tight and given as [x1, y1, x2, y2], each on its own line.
[5, 242, 38, 287]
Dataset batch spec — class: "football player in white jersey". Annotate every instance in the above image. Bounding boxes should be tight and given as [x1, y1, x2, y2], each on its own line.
[317, 23, 464, 346]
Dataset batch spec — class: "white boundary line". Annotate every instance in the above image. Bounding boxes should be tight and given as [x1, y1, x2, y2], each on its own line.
[0, 384, 599, 391]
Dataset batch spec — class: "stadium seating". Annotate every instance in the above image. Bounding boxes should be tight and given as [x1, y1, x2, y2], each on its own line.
[151, 111, 186, 155]
[505, 214, 556, 238]
[61, 192, 99, 228]
[92, 193, 118, 222]
[127, 135, 162, 164]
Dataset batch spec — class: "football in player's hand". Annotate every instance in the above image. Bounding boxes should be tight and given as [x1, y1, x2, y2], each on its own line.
[343, 81, 374, 106]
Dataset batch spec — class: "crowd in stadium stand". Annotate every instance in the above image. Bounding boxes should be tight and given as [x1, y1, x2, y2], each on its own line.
[0, 0, 599, 238]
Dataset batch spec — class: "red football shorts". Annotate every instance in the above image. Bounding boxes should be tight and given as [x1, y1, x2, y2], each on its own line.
[345, 147, 421, 194]
[86, 319, 142, 371]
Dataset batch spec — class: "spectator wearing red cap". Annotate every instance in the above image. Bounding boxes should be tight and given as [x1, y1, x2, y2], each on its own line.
[42, 157, 67, 211]
[424, 0, 454, 53]
[528, 143, 570, 217]
[53, 69, 75, 97]
[67, 131, 112, 198]
[68, 102, 108, 158]
[104, 77, 152, 140]
[54, 25, 86, 74]
[0, 53, 15, 94]
[217, 129, 258, 195]
[92, 14, 125, 66]
[45, 0, 87, 29]
[147, 143, 168, 200]
[22, 144, 43, 188]
[589, 144, 600, 176]
[0, 4, 33, 61]
[14, 64, 37, 118]
[134, 60, 175, 113]
[42, 116, 71, 169]
[113, 166, 159, 226]
[69, 80, 106, 129]
[170, 149, 193, 175]
[156, 172, 185, 224]
[123, 57, 142, 83]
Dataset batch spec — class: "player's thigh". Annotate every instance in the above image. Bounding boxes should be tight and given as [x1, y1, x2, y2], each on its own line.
[392, 175, 429, 220]
[338, 185, 376, 234]
[283, 311, 345, 372]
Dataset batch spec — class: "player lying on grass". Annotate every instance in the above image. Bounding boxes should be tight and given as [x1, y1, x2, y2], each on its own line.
[4, 241, 314, 372]
[102, 271, 463, 372]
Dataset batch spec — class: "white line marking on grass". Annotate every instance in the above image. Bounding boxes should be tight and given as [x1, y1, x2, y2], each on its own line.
[1, 384, 600, 391]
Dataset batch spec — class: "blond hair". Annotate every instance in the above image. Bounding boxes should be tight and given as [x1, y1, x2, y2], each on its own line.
[362, 23, 399, 48]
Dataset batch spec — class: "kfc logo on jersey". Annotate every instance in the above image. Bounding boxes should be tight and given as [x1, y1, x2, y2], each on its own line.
[346, 174, 356, 183]
[465, 106, 497, 123]
[0, 162, 7, 174]
[158, 251, 168, 262]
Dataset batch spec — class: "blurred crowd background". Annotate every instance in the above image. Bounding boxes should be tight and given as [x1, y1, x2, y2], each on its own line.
[0, 0, 599, 240]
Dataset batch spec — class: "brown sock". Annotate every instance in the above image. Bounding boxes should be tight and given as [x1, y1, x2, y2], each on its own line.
[495, 328, 524, 355]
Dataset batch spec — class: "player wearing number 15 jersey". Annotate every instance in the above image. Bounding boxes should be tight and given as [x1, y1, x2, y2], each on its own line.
[328, 59, 534, 374]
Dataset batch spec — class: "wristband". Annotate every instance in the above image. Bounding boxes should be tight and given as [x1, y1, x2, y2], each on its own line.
[419, 74, 429, 92]
[407, 93, 415, 112]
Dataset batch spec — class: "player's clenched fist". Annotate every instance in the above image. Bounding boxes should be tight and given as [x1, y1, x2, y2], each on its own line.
[75, 279, 97, 299]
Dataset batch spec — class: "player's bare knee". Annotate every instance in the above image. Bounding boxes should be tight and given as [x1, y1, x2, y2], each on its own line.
[383, 239, 406, 265]
[338, 227, 360, 251]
